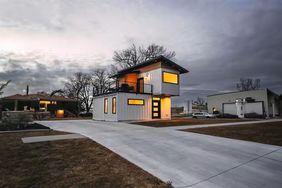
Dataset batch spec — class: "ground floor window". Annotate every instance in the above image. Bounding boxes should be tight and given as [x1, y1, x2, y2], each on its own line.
[112, 97, 116, 114]
[104, 98, 108, 114]
[128, 99, 144, 105]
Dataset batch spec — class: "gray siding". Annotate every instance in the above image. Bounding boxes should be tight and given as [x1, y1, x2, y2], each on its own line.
[92, 93, 172, 121]
[117, 93, 152, 121]
[161, 68, 180, 96]
[138, 67, 180, 96]
[139, 68, 162, 94]
[92, 94, 118, 121]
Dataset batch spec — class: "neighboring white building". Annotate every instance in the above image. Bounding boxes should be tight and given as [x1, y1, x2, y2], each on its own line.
[92, 56, 189, 121]
[207, 89, 280, 118]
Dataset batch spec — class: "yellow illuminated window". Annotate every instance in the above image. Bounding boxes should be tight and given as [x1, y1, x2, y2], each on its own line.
[153, 97, 160, 101]
[153, 113, 159, 117]
[112, 97, 116, 114]
[163, 72, 178, 84]
[153, 107, 158, 111]
[128, 99, 144, 105]
[40, 100, 51, 104]
[153, 102, 159, 106]
[104, 98, 108, 114]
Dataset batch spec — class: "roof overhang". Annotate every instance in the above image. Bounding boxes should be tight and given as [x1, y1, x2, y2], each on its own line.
[110, 55, 189, 78]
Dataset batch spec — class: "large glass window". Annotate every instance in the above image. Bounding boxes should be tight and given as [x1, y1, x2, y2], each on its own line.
[128, 99, 144, 105]
[104, 98, 108, 114]
[163, 71, 179, 84]
[112, 97, 116, 114]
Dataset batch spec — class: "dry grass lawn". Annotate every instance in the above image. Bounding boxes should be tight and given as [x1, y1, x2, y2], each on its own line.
[185, 121, 282, 146]
[0, 130, 170, 188]
[132, 117, 252, 127]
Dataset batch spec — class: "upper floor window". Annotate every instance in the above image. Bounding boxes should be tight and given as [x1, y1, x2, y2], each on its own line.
[163, 71, 179, 84]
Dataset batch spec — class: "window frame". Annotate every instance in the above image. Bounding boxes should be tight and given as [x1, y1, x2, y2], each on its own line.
[112, 97, 116, 114]
[104, 98, 108, 114]
[162, 71, 179, 85]
[127, 99, 145, 106]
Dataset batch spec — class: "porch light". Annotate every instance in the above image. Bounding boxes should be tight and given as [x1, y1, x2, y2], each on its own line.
[56, 110, 64, 118]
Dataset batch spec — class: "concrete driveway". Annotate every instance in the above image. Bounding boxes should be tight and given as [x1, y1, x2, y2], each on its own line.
[38, 120, 282, 188]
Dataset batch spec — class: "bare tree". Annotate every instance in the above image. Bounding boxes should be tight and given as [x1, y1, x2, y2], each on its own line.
[195, 97, 206, 106]
[0, 80, 10, 96]
[50, 89, 64, 97]
[109, 64, 119, 76]
[92, 68, 112, 95]
[113, 43, 176, 69]
[64, 72, 93, 113]
[63, 69, 113, 113]
[236, 78, 261, 91]
[80, 76, 93, 113]
[139, 44, 176, 62]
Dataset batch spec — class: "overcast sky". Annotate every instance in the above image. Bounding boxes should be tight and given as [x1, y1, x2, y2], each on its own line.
[0, 0, 282, 104]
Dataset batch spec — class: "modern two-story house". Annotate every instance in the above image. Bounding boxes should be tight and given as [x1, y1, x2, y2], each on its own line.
[92, 56, 188, 121]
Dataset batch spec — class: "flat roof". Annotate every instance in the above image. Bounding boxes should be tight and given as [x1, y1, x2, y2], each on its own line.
[208, 88, 279, 97]
[111, 55, 189, 78]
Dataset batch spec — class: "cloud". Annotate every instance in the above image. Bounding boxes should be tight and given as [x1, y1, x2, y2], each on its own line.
[175, 0, 282, 103]
[0, 0, 281, 102]
[0, 52, 103, 96]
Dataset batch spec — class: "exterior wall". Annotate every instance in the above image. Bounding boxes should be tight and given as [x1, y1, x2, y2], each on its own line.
[139, 68, 162, 94]
[267, 92, 280, 117]
[138, 67, 180, 96]
[161, 67, 180, 96]
[92, 94, 118, 121]
[208, 89, 269, 116]
[117, 93, 152, 121]
[137, 62, 162, 72]
[223, 102, 264, 116]
[161, 96, 171, 119]
[92, 93, 172, 121]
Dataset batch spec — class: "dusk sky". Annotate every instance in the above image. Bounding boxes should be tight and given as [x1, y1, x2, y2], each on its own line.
[0, 0, 282, 104]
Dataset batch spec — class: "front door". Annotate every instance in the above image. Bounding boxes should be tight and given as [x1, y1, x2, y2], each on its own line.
[137, 78, 144, 93]
[152, 98, 161, 119]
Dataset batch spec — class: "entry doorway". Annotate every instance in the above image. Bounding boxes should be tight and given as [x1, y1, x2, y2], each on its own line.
[137, 78, 144, 93]
[152, 97, 161, 119]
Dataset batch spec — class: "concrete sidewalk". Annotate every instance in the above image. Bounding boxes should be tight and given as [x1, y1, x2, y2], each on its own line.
[22, 133, 85, 143]
[165, 118, 282, 130]
[37, 120, 282, 188]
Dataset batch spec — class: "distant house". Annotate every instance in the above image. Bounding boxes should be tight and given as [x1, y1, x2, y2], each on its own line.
[0, 92, 78, 118]
[92, 55, 189, 121]
[172, 101, 207, 115]
[171, 107, 185, 115]
[207, 89, 280, 118]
